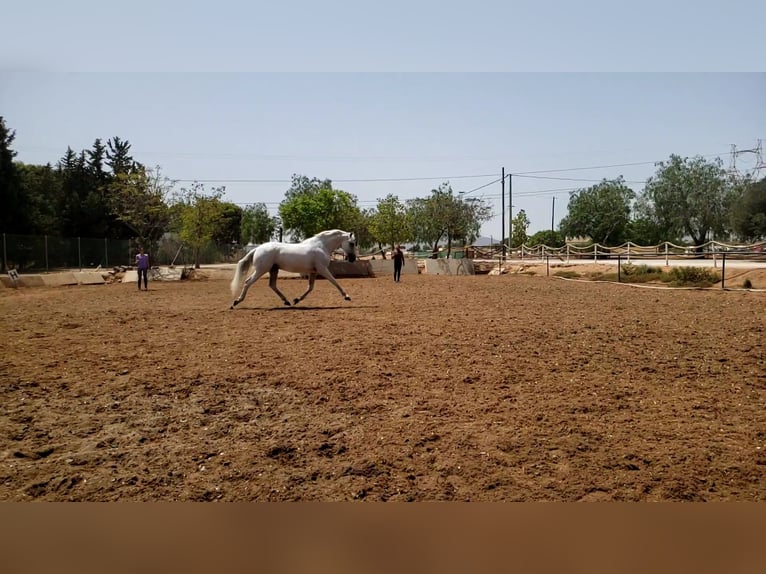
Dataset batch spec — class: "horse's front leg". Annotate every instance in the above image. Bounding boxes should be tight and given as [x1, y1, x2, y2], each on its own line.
[315, 265, 351, 301]
[268, 267, 293, 306]
[292, 273, 316, 305]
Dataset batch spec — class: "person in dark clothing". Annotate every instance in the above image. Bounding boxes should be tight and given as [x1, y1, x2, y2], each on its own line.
[392, 245, 405, 282]
[136, 247, 150, 290]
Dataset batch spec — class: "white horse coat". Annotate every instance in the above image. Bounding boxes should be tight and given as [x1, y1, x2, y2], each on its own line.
[230, 229, 356, 308]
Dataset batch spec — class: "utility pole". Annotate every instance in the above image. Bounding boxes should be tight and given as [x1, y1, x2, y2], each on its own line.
[501, 167, 506, 261]
[508, 173, 513, 257]
[551, 196, 555, 231]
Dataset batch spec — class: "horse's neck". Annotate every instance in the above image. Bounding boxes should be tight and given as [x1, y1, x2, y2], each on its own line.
[313, 231, 342, 252]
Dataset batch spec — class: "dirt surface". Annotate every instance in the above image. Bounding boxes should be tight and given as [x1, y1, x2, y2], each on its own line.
[1, 272, 765, 501]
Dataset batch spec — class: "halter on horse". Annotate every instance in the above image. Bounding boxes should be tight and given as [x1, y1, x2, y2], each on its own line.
[230, 229, 356, 309]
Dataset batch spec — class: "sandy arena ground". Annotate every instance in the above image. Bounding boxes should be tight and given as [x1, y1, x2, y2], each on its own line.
[1, 270, 765, 501]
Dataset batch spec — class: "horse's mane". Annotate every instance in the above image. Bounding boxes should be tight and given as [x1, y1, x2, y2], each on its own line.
[304, 229, 346, 243]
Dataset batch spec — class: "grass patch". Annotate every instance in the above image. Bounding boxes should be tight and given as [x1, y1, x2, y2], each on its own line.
[588, 271, 618, 281]
[555, 264, 721, 288]
[553, 270, 580, 279]
[616, 264, 666, 284]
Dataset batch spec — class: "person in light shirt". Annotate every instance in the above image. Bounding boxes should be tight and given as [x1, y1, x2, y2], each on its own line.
[135, 247, 150, 290]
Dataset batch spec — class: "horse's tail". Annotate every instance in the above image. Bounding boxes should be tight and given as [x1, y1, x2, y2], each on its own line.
[230, 250, 254, 296]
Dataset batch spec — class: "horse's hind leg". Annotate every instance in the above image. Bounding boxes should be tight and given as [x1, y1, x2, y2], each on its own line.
[292, 273, 316, 305]
[268, 267, 293, 306]
[315, 265, 351, 301]
[231, 266, 268, 309]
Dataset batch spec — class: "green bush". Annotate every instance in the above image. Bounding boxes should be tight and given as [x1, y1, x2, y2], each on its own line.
[669, 266, 720, 287]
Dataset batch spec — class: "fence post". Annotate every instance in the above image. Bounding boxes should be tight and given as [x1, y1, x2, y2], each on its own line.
[566, 243, 570, 263]
[618, 254, 621, 283]
[546, 255, 549, 276]
[627, 244, 631, 264]
[78, 237, 82, 271]
[45, 235, 49, 272]
[665, 243, 668, 266]
[105, 238, 108, 268]
[2, 233, 6, 272]
[593, 244, 597, 263]
[721, 253, 726, 289]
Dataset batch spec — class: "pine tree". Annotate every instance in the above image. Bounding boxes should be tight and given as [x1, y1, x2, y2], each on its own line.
[0, 116, 29, 234]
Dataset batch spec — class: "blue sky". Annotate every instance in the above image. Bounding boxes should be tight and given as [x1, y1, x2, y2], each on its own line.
[1, 2, 764, 238]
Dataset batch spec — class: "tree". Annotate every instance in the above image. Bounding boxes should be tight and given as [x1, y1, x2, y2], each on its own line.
[730, 177, 766, 242]
[57, 148, 90, 237]
[408, 183, 491, 257]
[510, 209, 530, 248]
[352, 209, 377, 253]
[444, 193, 492, 256]
[106, 136, 137, 175]
[108, 165, 173, 248]
[626, 216, 665, 246]
[408, 195, 445, 258]
[16, 162, 63, 235]
[0, 116, 29, 235]
[527, 229, 565, 248]
[174, 182, 226, 268]
[559, 177, 635, 245]
[88, 138, 108, 184]
[369, 194, 411, 250]
[283, 174, 333, 201]
[278, 175, 361, 240]
[212, 202, 243, 245]
[638, 155, 732, 246]
[240, 203, 277, 244]
[57, 144, 118, 238]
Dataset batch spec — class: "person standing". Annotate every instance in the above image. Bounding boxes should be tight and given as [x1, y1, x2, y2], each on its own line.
[136, 247, 150, 290]
[392, 245, 405, 282]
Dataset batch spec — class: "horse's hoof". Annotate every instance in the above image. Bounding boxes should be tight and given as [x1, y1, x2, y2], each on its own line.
[344, 295, 351, 301]
[284, 301, 291, 306]
[293, 298, 300, 305]
[231, 300, 240, 309]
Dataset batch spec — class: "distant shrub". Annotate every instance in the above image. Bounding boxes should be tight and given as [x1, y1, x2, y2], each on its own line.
[669, 266, 720, 287]
[619, 264, 665, 283]
[743, 278, 753, 289]
[621, 263, 662, 277]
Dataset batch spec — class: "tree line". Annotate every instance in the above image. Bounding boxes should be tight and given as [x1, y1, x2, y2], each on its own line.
[0, 117, 493, 264]
[2, 116, 764, 266]
[541, 157, 765, 249]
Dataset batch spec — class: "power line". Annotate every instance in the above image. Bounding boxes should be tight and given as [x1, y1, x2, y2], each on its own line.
[510, 151, 730, 175]
[171, 150, 735, 186]
[459, 177, 504, 196]
[174, 173, 498, 184]
[513, 173, 646, 184]
[185, 148, 746, 210]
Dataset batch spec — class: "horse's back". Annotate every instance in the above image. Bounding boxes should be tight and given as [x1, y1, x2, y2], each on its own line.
[253, 242, 325, 274]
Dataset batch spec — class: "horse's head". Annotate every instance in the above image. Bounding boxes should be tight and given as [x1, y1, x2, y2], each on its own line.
[341, 232, 356, 263]
[312, 229, 357, 262]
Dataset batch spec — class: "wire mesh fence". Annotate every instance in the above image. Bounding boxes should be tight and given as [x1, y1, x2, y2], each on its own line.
[1, 233, 242, 272]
